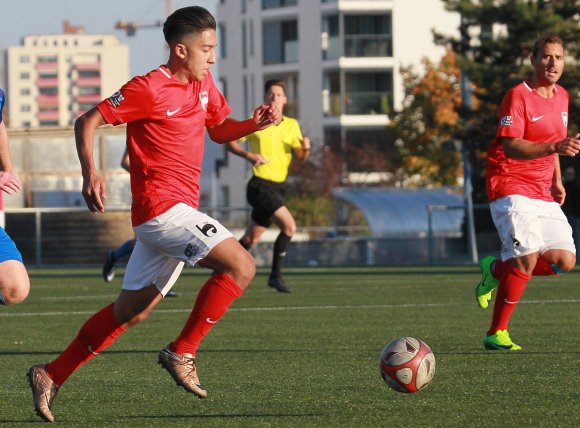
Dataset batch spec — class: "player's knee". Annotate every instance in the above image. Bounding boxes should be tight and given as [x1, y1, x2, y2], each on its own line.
[0, 270, 30, 305]
[281, 223, 296, 237]
[556, 254, 576, 272]
[230, 251, 256, 289]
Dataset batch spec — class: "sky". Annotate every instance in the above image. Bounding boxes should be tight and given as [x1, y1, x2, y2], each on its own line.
[0, 0, 218, 77]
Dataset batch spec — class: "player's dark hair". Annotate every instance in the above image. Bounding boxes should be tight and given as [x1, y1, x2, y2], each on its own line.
[264, 79, 286, 95]
[163, 6, 216, 45]
[531, 34, 563, 58]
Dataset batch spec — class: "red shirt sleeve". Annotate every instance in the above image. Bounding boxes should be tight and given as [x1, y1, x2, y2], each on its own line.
[204, 71, 231, 127]
[97, 76, 153, 125]
[496, 88, 525, 139]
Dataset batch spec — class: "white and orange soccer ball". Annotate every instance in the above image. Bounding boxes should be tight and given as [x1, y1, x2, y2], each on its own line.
[379, 336, 436, 393]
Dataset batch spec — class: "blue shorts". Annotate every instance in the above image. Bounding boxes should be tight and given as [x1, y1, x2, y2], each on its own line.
[0, 227, 23, 263]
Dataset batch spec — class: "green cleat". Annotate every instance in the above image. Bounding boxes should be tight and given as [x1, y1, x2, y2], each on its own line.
[484, 330, 522, 351]
[475, 256, 498, 309]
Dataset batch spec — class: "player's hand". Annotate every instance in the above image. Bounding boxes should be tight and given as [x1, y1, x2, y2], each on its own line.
[555, 134, 580, 157]
[252, 102, 281, 130]
[551, 180, 565, 205]
[247, 153, 269, 166]
[81, 172, 107, 213]
[0, 171, 22, 195]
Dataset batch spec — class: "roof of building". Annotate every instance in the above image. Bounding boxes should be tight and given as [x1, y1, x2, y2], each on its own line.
[332, 187, 465, 238]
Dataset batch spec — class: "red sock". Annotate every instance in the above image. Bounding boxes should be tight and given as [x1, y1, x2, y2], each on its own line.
[172, 273, 243, 356]
[46, 303, 126, 386]
[491, 258, 511, 279]
[488, 267, 531, 334]
[532, 256, 559, 276]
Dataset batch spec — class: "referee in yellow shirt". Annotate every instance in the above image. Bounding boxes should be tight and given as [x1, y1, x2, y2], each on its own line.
[226, 79, 311, 292]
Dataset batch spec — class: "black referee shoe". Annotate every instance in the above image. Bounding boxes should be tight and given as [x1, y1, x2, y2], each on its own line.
[268, 275, 291, 293]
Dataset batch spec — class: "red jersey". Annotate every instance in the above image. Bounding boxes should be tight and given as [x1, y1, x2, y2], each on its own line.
[486, 81, 569, 202]
[98, 66, 231, 226]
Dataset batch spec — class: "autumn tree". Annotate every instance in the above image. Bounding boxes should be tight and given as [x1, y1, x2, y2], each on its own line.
[386, 48, 465, 187]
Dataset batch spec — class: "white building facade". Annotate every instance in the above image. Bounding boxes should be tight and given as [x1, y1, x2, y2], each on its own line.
[6, 34, 129, 128]
[215, 0, 459, 212]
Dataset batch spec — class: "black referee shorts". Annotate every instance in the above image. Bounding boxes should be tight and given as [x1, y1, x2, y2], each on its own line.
[246, 176, 286, 228]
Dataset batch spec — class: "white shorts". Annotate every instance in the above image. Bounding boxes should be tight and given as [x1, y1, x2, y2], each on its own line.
[490, 195, 576, 261]
[122, 203, 234, 296]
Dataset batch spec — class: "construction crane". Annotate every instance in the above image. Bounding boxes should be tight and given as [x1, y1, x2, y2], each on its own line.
[115, 0, 173, 37]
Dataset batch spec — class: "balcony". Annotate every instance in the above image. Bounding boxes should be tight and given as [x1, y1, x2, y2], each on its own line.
[74, 63, 101, 71]
[36, 94, 59, 105]
[36, 78, 59, 88]
[37, 110, 59, 121]
[75, 94, 101, 104]
[75, 77, 101, 87]
[323, 91, 391, 116]
[35, 62, 58, 71]
[344, 35, 392, 57]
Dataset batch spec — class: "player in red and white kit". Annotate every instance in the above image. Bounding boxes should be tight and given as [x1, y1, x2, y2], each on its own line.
[27, 7, 280, 422]
[475, 34, 580, 351]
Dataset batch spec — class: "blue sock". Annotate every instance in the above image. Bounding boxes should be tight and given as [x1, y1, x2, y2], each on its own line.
[113, 239, 135, 260]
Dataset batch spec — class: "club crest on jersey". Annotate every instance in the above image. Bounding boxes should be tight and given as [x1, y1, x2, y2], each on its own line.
[561, 112, 568, 127]
[109, 91, 125, 108]
[199, 91, 208, 112]
[500, 116, 512, 127]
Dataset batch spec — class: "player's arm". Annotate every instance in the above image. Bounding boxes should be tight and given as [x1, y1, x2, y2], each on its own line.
[120, 147, 130, 172]
[0, 121, 22, 195]
[207, 102, 280, 144]
[225, 139, 268, 166]
[75, 107, 108, 213]
[501, 134, 580, 159]
[551, 154, 565, 205]
[294, 136, 311, 161]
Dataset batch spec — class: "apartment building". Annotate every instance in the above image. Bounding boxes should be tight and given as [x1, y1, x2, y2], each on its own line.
[215, 0, 459, 212]
[6, 32, 129, 128]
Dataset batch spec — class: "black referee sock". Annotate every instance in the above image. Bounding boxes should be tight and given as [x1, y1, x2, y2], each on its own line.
[271, 232, 292, 278]
[239, 238, 252, 251]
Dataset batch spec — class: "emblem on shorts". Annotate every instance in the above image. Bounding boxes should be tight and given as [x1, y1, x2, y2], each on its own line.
[511, 234, 520, 248]
[196, 222, 217, 237]
[185, 243, 200, 258]
[561, 112, 568, 127]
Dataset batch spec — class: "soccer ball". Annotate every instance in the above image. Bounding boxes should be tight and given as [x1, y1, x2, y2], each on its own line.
[379, 336, 436, 393]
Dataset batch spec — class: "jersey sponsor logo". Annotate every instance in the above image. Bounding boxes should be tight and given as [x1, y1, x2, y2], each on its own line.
[531, 115, 544, 122]
[500, 115, 512, 127]
[166, 107, 182, 116]
[511, 234, 520, 248]
[196, 222, 217, 237]
[109, 91, 125, 108]
[562, 112, 568, 127]
[199, 91, 208, 112]
[184, 243, 200, 258]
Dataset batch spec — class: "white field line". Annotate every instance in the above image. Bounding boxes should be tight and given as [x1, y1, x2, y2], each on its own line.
[1, 299, 578, 318]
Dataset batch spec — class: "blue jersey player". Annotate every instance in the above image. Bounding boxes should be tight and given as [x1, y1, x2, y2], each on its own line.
[0, 88, 30, 305]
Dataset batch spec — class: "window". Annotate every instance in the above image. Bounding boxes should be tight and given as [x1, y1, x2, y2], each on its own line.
[20, 55, 30, 63]
[263, 20, 298, 65]
[78, 87, 100, 95]
[322, 14, 339, 60]
[20, 88, 31, 96]
[78, 70, 100, 78]
[262, 0, 297, 9]
[21, 104, 31, 112]
[345, 71, 392, 115]
[39, 87, 58, 95]
[20, 72, 30, 79]
[218, 24, 227, 58]
[344, 14, 392, 57]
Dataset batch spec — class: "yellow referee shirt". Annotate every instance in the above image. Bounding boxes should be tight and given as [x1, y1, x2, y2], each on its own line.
[241, 115, 303, 183]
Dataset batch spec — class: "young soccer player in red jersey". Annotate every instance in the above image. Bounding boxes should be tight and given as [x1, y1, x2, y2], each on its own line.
[475, 34, 580, 351]
[27, 6, 280, 422]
